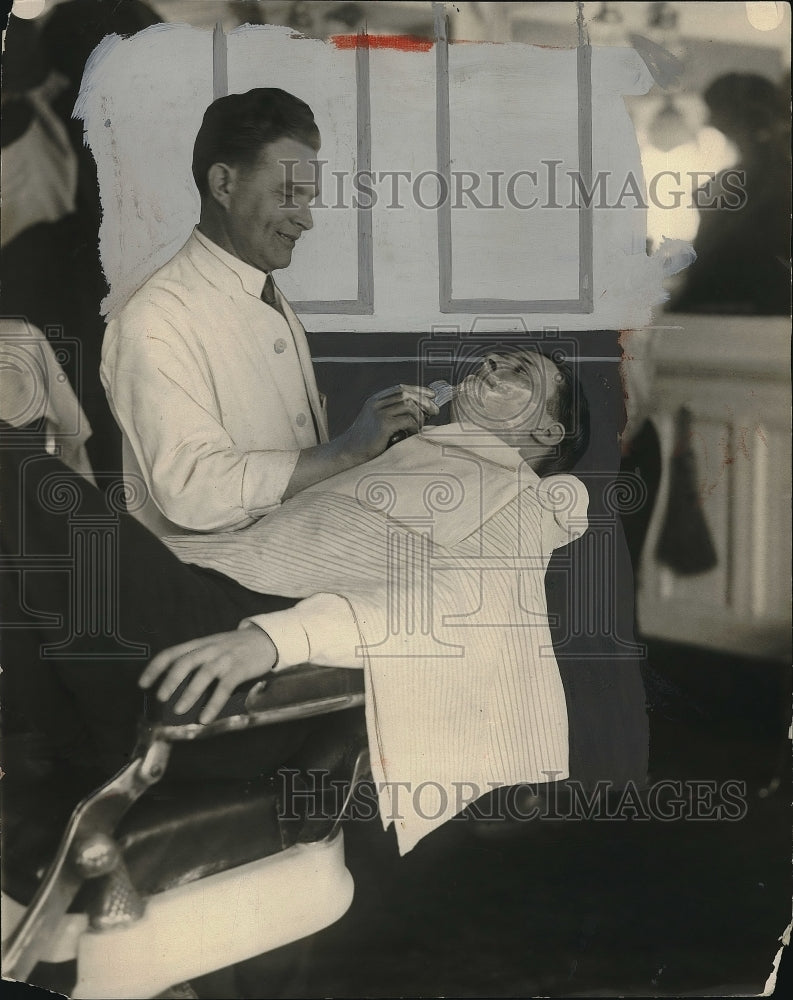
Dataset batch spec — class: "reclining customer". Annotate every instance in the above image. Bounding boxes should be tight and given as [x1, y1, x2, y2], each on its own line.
[144, 346, 591, 853]
[2, 347, 592, 853]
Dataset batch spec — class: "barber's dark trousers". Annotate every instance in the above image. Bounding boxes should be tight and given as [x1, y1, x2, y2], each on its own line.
[0, 427, 355, 780]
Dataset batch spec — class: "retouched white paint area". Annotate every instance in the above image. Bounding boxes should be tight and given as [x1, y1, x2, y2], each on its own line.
[10, 0, 47, 19]
[745, 1, 786, 32]
[78, 23, 685, 329]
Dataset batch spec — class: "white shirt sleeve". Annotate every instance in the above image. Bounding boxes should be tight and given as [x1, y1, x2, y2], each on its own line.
[102, 300, 300, 532]
[240, 592, 364, 672]
[538, 474, 589, 551]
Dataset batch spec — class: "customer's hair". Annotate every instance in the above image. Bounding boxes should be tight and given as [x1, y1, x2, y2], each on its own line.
[192, 88, 321, 198]
[535, 351, 590, 476]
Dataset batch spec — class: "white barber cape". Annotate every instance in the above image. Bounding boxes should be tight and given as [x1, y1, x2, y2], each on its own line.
[165, 425, 589, 854]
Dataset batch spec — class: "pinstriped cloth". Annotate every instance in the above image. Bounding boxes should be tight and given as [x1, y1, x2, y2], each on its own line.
[165, 430, 589, 852]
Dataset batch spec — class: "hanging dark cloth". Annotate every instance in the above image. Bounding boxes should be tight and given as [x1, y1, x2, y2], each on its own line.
[655, 406, 718, 576]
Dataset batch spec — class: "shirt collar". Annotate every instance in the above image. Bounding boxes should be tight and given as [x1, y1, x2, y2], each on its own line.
[419, 422, 538, 478]
[193, 227, 269, 298]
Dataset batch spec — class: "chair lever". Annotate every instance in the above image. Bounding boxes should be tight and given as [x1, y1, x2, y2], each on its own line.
[72, 833, 147, 930]
[324, 749, 372, 843]
[2, 738, 171, 980]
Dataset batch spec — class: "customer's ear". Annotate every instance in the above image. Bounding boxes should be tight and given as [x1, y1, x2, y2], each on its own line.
[540, 421, 566, 448]
[518, 420, 565, 462]
[206, 162, 236, 209]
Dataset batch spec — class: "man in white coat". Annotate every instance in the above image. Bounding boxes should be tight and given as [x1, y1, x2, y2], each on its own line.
[101, 88, 436, 536]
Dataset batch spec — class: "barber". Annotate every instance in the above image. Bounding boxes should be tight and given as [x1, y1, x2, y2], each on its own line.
[102, 88, 437, 536]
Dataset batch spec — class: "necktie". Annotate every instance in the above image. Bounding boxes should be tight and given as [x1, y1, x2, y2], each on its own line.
[261, 274, 286, 319]
[261, 273, 323, 442]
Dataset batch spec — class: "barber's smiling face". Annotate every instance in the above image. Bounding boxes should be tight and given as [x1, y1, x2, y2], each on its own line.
[224, 135, 320, 273]
[452, 349, 563, 436]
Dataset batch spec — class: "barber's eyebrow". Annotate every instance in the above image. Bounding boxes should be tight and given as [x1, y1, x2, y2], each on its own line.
[278, 181, 321, 204]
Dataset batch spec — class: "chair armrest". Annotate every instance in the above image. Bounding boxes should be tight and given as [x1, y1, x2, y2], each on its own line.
[245, 663, 364, 711]
[5, 666, 367, 978]
[142, 664, 365, 744]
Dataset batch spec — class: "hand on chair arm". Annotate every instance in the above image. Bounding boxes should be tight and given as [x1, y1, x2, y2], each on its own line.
[138, 628, 279, 724]
[137, 593, 361, 724]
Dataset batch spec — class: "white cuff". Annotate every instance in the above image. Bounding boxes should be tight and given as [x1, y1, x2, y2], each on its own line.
[241, 593, 362, 672]
[241, 608, 309, 671]
[242, 449, 301, 517]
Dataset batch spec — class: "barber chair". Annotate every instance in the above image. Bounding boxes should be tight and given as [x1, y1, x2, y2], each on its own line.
[0, 330, 368, 996]
[2, 663, 367, 999]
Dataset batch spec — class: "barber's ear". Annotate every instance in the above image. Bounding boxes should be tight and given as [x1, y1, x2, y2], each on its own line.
[206, 162, 236, 208]
[541, 421, 566, 448]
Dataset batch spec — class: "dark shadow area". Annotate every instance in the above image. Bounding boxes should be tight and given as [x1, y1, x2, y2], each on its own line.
[298, 639, 790, 998]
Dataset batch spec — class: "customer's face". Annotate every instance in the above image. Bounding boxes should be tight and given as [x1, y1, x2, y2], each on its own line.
[224, 135, 319, 272]
[452, 349, 563, 438]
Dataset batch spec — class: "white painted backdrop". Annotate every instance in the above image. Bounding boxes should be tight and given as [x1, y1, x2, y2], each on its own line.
[79, 22, 673, 330]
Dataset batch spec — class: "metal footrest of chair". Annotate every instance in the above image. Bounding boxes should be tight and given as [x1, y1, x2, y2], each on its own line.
[70, 833, 353, 1000]
[2, 740, 171, 983]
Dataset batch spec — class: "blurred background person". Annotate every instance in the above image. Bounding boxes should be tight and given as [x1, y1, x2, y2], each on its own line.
[669, 71, 791, 315]
[0, 2, 162, 487]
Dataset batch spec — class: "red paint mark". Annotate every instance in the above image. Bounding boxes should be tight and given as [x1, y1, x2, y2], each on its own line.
[617, 329, 636, 351]
[737, 427, 750, 461]
[617, 329, 636, 410]
[331, 33, 434, 52]
[721, 432, 734, 467]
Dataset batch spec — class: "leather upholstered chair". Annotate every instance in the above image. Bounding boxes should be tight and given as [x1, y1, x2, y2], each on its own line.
[0, 328, 369, 997]
[2, 663, 367, 999]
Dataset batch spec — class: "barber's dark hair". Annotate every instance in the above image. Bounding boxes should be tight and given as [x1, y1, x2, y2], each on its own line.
[192, 88, 321, 198]
[536, 352, 590, 476]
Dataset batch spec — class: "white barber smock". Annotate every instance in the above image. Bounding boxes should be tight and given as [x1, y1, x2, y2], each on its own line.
[101, 229, 328, 536]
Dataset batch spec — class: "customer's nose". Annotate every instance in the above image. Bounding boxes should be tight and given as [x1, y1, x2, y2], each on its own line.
[481, 354, 503, 385]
